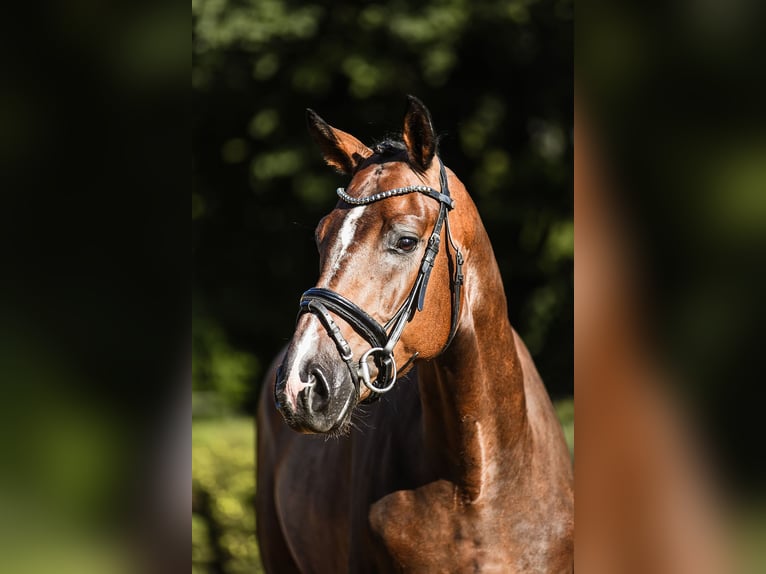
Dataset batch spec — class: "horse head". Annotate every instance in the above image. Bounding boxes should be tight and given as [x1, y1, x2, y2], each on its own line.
[274, 96, 465, 434]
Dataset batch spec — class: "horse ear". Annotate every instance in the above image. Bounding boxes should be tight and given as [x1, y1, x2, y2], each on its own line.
[306, 109, 373, 175]
[402, 95, 437, 171]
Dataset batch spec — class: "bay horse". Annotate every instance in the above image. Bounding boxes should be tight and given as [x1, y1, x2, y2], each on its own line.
[256, 96, 573, 573]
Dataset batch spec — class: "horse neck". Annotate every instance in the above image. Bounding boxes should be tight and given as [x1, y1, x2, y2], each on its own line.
[418, 208, 530, 501]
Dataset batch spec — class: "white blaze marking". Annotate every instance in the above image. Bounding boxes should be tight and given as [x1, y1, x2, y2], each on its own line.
[284, 318, 319, 407]
[329, 205, 367, 277]
[282, 207, 366, 408]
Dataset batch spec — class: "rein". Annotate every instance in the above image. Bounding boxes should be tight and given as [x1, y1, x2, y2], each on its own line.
[298, 160, 464, 399]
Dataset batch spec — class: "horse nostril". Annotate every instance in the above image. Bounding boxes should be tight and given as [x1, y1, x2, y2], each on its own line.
[308, 367, 331, 412]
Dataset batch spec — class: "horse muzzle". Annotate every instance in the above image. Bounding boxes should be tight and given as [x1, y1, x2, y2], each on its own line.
[274, 351, 357, 434]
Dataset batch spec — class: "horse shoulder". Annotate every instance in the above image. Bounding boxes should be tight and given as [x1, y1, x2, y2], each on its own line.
[369, 479, 572, 573]
[369, 479, 488, 573]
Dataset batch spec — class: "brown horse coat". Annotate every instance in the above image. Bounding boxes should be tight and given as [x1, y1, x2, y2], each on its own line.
[257, 97, 573, 573]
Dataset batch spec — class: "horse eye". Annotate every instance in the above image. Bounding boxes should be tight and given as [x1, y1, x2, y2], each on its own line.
[396, 237, 418, 252]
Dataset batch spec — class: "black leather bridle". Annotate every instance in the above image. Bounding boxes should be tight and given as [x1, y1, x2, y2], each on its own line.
[298, 160, 464, 400]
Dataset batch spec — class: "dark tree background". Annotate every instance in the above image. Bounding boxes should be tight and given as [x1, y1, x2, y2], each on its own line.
[192, 0, 573, 415]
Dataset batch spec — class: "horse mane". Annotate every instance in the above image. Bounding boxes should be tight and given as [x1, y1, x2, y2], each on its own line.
[369, 137, 441, 174]
[371, 138, 407, 157]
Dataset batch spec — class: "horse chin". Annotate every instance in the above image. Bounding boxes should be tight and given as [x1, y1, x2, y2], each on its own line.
[321, 396, 356, 438]
[305, 385, 356, 436]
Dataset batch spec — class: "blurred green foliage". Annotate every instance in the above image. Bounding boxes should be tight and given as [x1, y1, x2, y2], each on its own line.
[193, 0, 573, 412]
[193, 305, 261, 416]
[555, 398, 575, 459]
[192, 418, 263, 574]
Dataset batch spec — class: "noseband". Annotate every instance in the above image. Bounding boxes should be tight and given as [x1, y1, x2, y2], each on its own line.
[298, 160, 464, 400]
